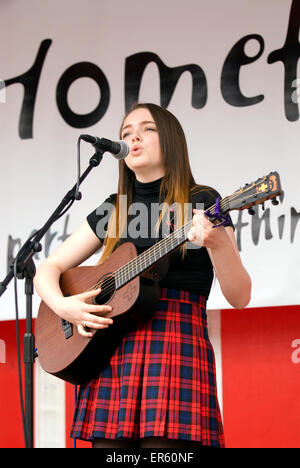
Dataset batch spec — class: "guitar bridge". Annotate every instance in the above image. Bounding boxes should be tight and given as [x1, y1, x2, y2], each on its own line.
[61, 319, 73, 339]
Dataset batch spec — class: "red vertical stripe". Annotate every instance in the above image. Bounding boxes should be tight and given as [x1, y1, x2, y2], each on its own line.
[0, 320, 28, 448]
[221, 305, 300, 448]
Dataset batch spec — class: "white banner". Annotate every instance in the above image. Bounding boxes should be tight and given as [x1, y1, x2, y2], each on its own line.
[0, 0, 299, 320]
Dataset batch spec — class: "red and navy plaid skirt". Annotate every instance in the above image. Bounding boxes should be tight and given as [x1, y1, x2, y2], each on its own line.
[70, 288, 225, 448]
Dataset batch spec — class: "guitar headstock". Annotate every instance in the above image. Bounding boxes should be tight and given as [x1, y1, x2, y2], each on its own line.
[226, 171, 282, 212]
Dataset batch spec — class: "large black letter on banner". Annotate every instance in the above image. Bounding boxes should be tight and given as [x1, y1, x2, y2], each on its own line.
[4, 39, 52, 139]
[56, 62, 110, 128]
[221, 34, 265, 107]
[268, 0, 300, 122]
[124, 52, 207, 112]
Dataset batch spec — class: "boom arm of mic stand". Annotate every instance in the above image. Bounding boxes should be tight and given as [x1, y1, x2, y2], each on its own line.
[0, 150, 103, 297]
[0, 149, 104, 449]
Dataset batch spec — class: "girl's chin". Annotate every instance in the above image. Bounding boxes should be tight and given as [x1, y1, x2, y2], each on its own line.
[125, 161, 149, 171]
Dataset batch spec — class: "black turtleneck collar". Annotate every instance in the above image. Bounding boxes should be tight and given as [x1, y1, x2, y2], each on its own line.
[134, 177, 164, 198]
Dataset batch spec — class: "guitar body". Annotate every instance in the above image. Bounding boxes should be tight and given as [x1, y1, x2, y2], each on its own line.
[35, 242, 167, 385]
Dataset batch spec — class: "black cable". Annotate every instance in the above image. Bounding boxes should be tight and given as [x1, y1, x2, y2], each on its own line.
[53, 198, 75, 220]
[75, 137, 82, 201]
[13, 229, 44, 447]
[13, 251, 29, 448]
[10, 136, 88, 447]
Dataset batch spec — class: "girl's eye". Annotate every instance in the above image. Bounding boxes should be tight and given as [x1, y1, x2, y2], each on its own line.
[121, 126, 156, 139]
[145, 127, 156, 132]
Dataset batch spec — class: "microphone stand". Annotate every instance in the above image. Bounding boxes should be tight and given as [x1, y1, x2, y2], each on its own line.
[0, 149, 104, 448]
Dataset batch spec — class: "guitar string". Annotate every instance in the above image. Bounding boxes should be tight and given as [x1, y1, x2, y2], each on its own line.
[90, 220, 192, 296]
[87, 184, 276, 301]
[98, 181, 267, 290]
[86, 215, 213, 298]
[88, 187, 274, 301]
[89, 196, 221, 297]
[112, 192, 236, 284]
[91, 190, 277, 303]
[127, 179, 277, 282]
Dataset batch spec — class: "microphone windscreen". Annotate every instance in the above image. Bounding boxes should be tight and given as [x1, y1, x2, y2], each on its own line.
[113, 140, 130, 160]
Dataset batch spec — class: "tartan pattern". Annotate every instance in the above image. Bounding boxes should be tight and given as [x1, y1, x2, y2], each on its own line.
[70, 288, 225, 448]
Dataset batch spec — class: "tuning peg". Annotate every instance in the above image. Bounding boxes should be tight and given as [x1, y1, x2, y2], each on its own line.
[272, 198, 279, 205]
[248, 208, 255, 215]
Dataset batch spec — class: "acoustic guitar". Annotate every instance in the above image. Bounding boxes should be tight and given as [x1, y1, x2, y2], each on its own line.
[35, 172, 282, 384]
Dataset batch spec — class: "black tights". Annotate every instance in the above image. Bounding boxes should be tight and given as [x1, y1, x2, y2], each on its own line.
[92, 437, 206, 449]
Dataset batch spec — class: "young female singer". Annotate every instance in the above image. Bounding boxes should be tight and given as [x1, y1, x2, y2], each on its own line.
[34, 103, 251, 448]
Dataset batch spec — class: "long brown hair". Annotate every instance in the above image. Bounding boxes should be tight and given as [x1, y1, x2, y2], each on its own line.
[99, 103, 200, 263]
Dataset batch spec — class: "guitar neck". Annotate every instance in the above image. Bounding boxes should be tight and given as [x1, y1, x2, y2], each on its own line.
[111, 169, 283, 290]
[114, 199, 225, 289]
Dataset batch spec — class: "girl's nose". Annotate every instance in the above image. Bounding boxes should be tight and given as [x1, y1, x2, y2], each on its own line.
[131, 132, 141, 142]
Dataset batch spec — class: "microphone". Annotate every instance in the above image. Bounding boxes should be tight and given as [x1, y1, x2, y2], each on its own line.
[81, 134, 129, 160]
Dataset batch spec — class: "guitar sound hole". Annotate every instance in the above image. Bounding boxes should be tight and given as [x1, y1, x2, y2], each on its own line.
[93, 274, 116, 305]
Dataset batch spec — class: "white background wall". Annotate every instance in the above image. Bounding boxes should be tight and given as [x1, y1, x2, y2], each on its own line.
[0, 0, 299, 320]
